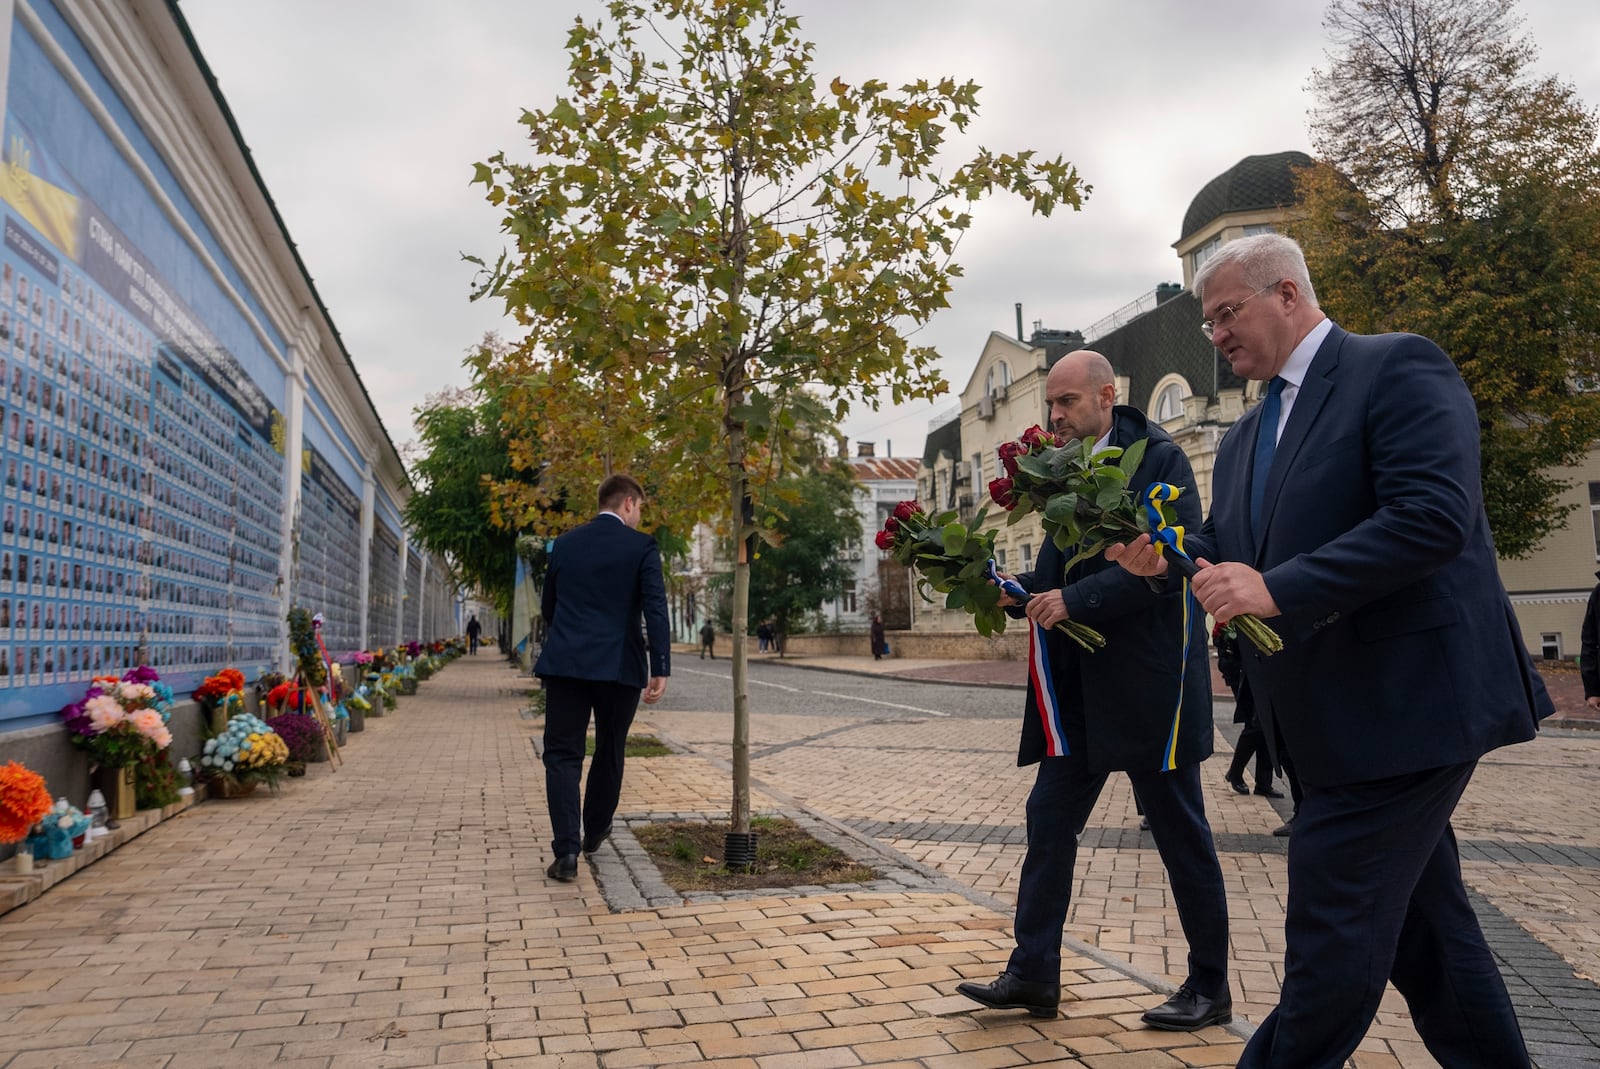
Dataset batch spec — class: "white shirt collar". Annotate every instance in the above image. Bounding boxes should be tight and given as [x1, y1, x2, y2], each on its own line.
[598, 510, 626, 524]
[1278, 317, 1333, 389]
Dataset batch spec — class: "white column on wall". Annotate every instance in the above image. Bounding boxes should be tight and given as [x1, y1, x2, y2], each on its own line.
[358, 468, 374, 650]
[0, 0, 16, 124]
[279, 345, 307, 668]
[416, 551, 428, 640]
[395, 537, 409, 644]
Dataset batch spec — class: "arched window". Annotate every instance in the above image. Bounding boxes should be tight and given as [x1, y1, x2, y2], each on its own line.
[1151, 376, 1189, 423]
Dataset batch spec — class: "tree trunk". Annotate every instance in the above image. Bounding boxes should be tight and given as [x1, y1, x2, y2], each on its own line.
[728, 437, 751, 837]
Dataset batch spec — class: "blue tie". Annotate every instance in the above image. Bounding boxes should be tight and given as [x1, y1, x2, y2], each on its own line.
[1250, 377, 1286, 538]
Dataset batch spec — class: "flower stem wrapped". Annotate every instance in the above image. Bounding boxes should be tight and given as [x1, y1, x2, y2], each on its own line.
[875, 500, 1105, 649]
[990, 427, 1282, 654]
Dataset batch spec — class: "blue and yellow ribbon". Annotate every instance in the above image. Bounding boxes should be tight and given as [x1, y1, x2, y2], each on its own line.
[1142, 483, 1197, 771]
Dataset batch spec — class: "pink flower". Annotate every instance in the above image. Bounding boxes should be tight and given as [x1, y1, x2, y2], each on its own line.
[84, 694, 126, 733]
[129, 709, 167, 742]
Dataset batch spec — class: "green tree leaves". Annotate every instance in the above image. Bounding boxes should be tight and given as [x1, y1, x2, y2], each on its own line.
[1296, 0, 1600, 557]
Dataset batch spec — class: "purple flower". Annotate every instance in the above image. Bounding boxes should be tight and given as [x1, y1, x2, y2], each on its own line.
[122, 666, 161, 685]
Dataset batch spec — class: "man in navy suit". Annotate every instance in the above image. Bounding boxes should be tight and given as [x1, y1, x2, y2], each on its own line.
[535, 473, 670, 882]
[957, 350, 1230, 1031]
[1110, 234, 1551, 1067]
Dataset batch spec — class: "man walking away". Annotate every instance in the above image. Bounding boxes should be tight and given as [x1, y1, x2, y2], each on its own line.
[534, 474, 670, 882]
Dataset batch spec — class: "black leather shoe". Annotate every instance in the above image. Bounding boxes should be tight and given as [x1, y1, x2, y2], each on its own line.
[582, 827, 611, 855]
[1141, 985, 1232, 1031]
[1272, 819, 1293, 837]
[1225, 776, 1249, 795]
[956, 972, 1059, 1018]
[546, 854, 578, 882]
[1254, 785, 1286, 799]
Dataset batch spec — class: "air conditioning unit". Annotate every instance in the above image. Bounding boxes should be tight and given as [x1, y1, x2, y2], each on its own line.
[976, 395, 995, 420]
[848, 549, 862, 561]
[993, 383, 1008, 401]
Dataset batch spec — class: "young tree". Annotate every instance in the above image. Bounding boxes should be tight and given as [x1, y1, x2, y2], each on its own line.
[1293, 0, 1600, 557]
[470, 0, 1085, 843]
[403, 340, 532, 617]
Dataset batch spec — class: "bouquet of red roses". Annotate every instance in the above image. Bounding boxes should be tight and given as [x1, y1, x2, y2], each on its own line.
[988, 425, 1281, 654]
[875, 499, 1104, 649]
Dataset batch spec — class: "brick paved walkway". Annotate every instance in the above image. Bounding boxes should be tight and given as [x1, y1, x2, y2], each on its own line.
[0, 657, 1248, 1068]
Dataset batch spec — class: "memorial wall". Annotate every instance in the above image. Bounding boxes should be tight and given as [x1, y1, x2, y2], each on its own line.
[0, 0, 448, 736]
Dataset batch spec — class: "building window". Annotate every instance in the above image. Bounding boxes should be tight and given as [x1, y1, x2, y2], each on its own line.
[1244, 224, 1276, 236]
[1541, 632, 1562, 660]
[1192, 235, 1221, 273]
[1590, 482, 1600, 558]
[971, 452, 983, 494]
[995, 547, 1007, 572]
[841, 580, 857, 614]
[1020, 543, 1033, 572]
[1154, 382, 1187, 422]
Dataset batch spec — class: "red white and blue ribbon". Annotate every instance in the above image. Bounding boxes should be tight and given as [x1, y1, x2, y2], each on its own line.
[987, 560, 1069, 756]
[1141, 483, 1196, 772]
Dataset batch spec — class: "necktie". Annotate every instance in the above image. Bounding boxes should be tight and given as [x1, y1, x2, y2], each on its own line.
[1249, 377, 1286, 538]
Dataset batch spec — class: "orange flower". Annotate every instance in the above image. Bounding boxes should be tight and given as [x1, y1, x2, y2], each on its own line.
[0, 761, 53, 845]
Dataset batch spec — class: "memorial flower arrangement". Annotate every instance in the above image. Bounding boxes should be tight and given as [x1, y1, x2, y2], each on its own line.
[875, 500, 1104, 648]
[0, 761, 52, 845]
[60, 669, 177, 769]
[989, 426, 1282, 654]
[194, 668, 247, 715]
[266, 711, 323, 764]
[197, 712, 290, 791]
[286, 607, 328, 688]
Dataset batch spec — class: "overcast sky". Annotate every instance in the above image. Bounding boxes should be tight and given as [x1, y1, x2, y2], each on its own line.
[177, 0, 1600, 464]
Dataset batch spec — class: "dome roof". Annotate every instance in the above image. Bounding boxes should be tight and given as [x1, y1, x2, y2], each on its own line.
[1180, 151, 1313, 242]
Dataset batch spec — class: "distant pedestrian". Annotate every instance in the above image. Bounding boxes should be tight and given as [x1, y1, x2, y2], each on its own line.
[757, 621, 772, 652]
[699, 619, 715, 660]
[466, 614, 482, 655]
[869, 614, 886, 660]
[1582, 570, 1600, 709]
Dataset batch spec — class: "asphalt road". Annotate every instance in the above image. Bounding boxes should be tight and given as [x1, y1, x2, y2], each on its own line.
[655, 657, 1022, 720]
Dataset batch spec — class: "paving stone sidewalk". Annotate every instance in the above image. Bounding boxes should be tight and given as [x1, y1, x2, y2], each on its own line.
[0, 656, 1248, 1069]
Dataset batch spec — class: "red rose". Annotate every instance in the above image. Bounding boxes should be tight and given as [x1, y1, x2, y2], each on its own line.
[874, 528, 896, 550]
[892, 500, 920, 522]
[1019, 424, 1057, 452]
[885, 515, 900, 532]
[988, 476, 1017, 509]
[997, 440, 1024, 476]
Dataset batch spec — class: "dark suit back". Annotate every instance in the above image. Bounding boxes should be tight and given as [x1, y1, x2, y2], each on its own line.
[535, 515, 670, 688]
[1202, 325, 1550, 786]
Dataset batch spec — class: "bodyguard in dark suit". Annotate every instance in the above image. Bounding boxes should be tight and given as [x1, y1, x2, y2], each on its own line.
[1111, 234, 1551, 1067]
[535, 473, 671, 882]
[957, 350, 1230, 1031]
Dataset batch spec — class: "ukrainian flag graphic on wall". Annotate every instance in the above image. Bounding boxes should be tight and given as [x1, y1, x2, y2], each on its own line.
[0, 120, 81, 261]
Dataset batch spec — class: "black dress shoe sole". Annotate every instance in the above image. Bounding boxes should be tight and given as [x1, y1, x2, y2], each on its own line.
[546, 859, 578, 882]
[1141, 1010, 1232, 1031]
[956, 986, 1057, 1019]
[1225, 780, 1249, 795]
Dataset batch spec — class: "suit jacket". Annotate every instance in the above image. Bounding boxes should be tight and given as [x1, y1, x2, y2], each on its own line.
[535, 514, 671, 688]
[1195, 324, 1551, 786]
[1014, 406, 1214, 772]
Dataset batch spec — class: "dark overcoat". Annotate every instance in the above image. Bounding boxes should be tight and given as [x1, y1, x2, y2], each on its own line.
[1015, 406, 1214, 772]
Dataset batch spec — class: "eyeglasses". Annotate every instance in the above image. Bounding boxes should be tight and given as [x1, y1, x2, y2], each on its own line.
[1200, 281, 1282, 341]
